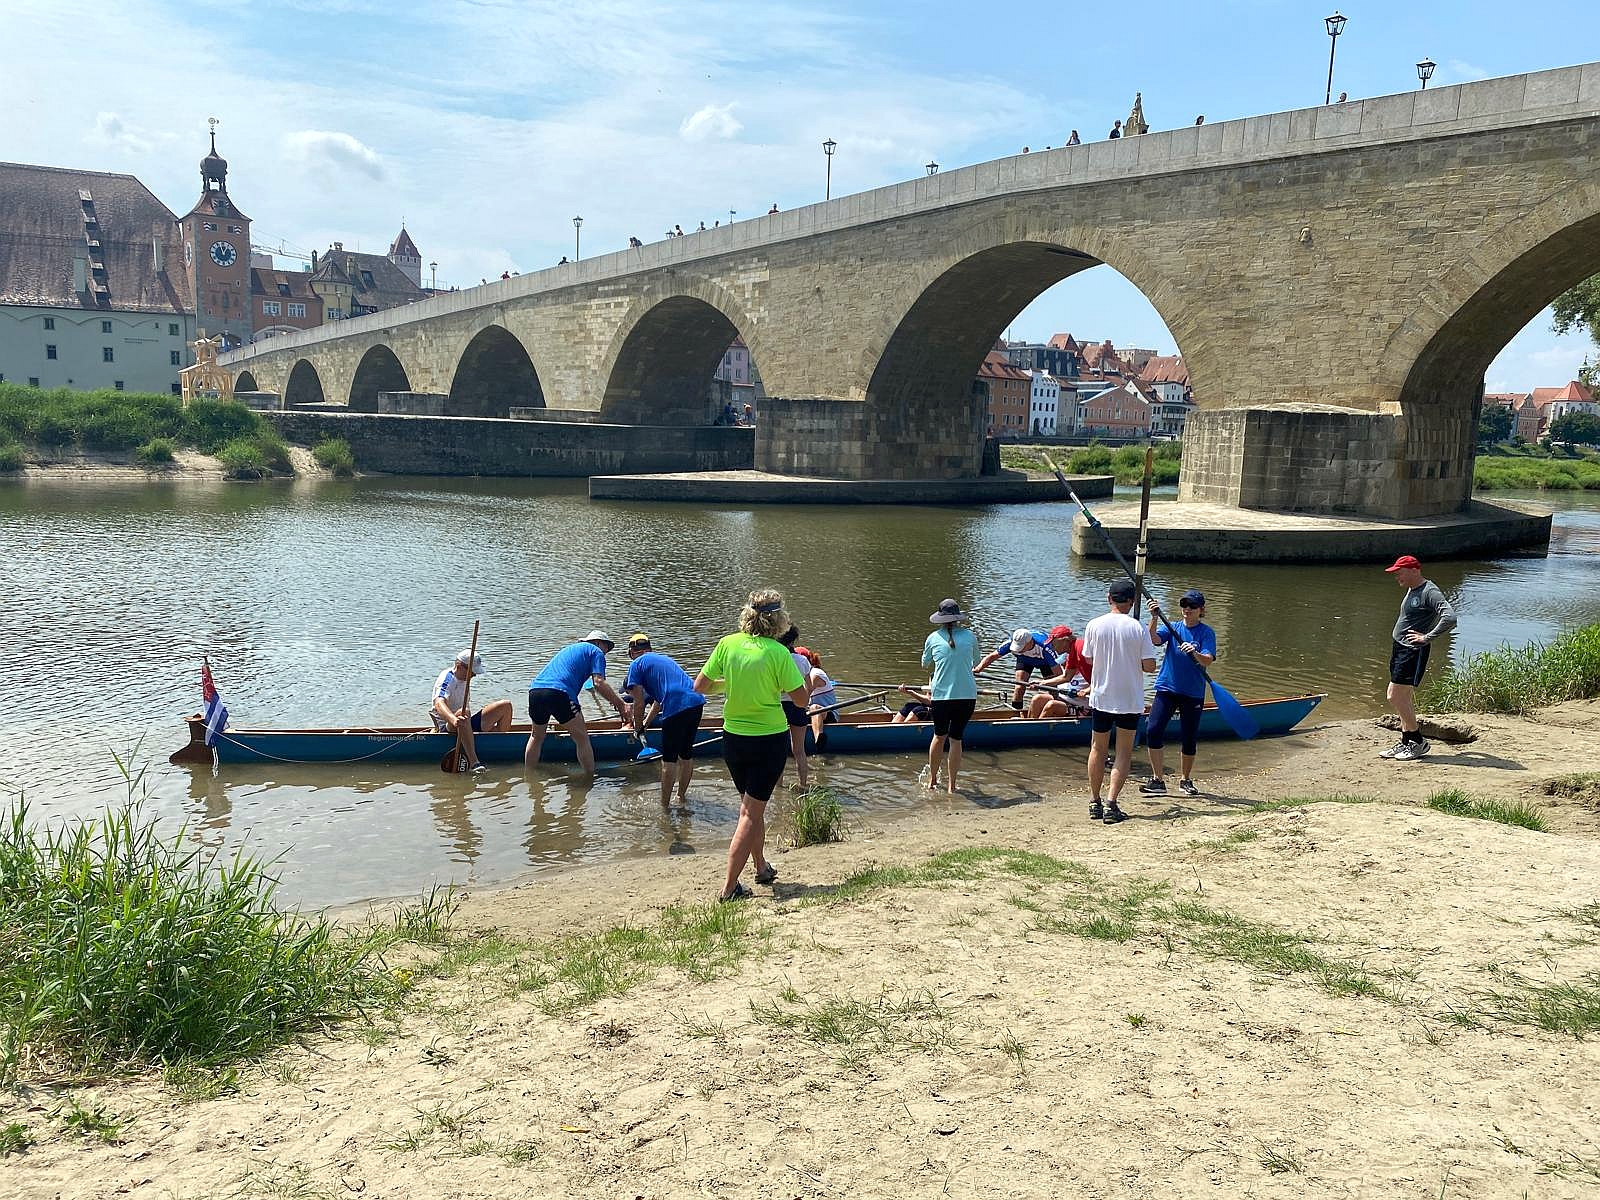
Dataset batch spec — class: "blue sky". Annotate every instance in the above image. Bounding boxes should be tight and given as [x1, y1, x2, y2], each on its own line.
[6, 0, 1597, 390]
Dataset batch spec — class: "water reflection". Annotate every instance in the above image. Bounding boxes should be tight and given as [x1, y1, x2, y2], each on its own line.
[3, 476, 1596, 907]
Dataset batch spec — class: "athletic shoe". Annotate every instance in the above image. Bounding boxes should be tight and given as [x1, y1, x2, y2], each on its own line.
[1178, 778, 1200, 797]
[1138, 778, 1167, 795]
[1088, 799, 1104, 821]
[471, 761, 487, 774]
[1102, 801, 1128, 825]
[1392, 738, 1431, 761]
[1378, 741, 1407, 759]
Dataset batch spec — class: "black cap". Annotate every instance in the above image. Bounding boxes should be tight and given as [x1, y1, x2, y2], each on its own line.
[1108, 579, 1137, 603]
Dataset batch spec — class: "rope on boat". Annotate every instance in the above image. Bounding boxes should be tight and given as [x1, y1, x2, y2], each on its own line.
[210, 728, 438, 766]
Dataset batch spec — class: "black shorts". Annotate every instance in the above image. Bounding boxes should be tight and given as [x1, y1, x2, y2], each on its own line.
[432, 709, 485, 734]
[722, 731, 789, 803]
[931, 698, 977, 740]
[1390, 641, 1430, 687]
[898, 701, 933, 720]
[781, 699, 809, 728]
[1091, 708, 1141, 733]
[656, 705, 704, 763]
[528, 687, 581, 725]
[1014, 656, 1052, 676]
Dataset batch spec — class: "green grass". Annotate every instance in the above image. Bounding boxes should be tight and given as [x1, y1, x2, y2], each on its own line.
[1257, 1141, 1306, 1175]
[1000, 439, 1182, 485]
[786, 784, 846, 848]
[1422, 622, 1600, 714]
[0, 442, 22, 472]
[1475, 446, 1600, 491]
[311, 437, 355, 476]
[134, 436, 176, 466]
[750, 987, 955, 1067]
[1426, 788, 1548, 832]
[1476, 973, 1600, 1039]
[0, 1121, 32, 1157]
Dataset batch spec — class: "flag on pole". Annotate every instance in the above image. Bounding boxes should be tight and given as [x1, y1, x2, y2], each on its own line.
[201, 658, 229, 747]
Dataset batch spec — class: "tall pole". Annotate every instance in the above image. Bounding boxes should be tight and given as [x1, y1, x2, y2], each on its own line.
[1324, 11, 1347, 104]
[573, 215, 582, 261]
[823, 138, 837, 201]
[429, 261, 437, 290]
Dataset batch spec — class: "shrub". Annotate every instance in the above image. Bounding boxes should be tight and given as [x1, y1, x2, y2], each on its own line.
[79, 409, 154, 451]
[1068, 445, 1114, 474]
[786, 784, 846, 848]
[1423, 621, 1600, 714]
[312, 438, 355, 476]
[247, 432, 294, 473]
[183, 400, 261, 453]
[216, 439, 270, 480]
[134, 437, 176, 466]
[32, 412, 75, 451]
[0, 443, 23, 472]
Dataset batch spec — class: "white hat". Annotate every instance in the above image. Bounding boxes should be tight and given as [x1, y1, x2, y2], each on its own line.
[1009, 628, 1037, 655]
[586, 629, 615, 650]
[455, 650, 485, 674]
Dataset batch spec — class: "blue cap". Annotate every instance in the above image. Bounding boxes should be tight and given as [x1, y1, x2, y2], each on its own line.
[1180, 589, 1206, 607]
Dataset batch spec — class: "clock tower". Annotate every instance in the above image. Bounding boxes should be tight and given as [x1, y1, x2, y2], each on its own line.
[181, 121, 252, 347]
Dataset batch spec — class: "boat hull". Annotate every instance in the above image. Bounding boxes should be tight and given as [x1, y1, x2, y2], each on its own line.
[172, 694, 1325, 768]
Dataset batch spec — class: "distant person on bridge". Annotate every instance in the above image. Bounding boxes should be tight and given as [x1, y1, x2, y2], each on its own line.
[1108, 120, 1122, 139]
[1066, 130, 1081, 145]
[1380, 555, 1457, 761]
[524, 631, 629, 775]
[768, 203, 779, 214]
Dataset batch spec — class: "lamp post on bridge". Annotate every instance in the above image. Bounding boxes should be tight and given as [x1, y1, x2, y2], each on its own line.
[573, 216, 582, 262]
[823, 138, 837, 200]
[1324, 11, 1347, 105]
[925, 161, 939, 176]
[1417, 57, 1436, 89]
[429, 261, 437, 290]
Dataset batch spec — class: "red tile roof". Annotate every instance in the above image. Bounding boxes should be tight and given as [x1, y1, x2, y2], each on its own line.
[1137, 354, 1189, 386]
[1529, 381, 1595, 407]
[979, 350, 1032, 381]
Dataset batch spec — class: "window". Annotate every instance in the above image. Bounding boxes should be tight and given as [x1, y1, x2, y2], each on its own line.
[46, 345, 56, 359]
[43, 317, 54, 330]
[169, 323, 179, 336]
[29, 377, 39, 387]
[101, 320, 113, 334]
[171, 350, 182, 366]
[103, 347, 114, 362]
[287, 302, 305, 318]
[360, 270, 375, 288]
[262, 301, 281, 316]
[203, 221, 217, 232]
[114, 380, 124, 391]
[277, 282, 291, 297]
[170, 383, 181, 395]
[229, 225, 242, 234]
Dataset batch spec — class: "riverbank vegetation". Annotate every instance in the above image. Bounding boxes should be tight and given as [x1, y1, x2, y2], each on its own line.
[0, 383, 338, 480]
[1474, 443, 1600, 491]
[1423, 621, 1600, 714]
[1001, 439, 1182, 485]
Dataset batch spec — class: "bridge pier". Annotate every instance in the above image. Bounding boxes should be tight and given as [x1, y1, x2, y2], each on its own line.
[755, 394, 986, 480]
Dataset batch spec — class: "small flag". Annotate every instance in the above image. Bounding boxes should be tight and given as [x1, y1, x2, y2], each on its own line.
[201, 658, 230, 747]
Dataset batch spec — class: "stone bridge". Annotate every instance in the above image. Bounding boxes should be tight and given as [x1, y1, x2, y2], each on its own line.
[223, 63, 1600, 519]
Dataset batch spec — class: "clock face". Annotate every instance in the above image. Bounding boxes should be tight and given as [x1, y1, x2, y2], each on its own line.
[209, 240, 237, 267]
[184, 241, 193, 267]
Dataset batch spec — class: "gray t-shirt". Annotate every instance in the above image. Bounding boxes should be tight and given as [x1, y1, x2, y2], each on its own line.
[1393, 580, 1457, 645]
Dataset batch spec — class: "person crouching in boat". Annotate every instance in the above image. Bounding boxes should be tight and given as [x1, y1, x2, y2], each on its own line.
[525, 630, 630, 775]
[795, 646, 838, 752]
[892, 685, 933, 723]
[975, 625, 1073, 712]
[1139, 590, 1216, 799]
[623, 632, 707, 809]
[695, 588, 809, 902]
[431, 650, 513, 774]
[921, 598, 983, 794]
[777, 624, 814, 788]
[1027, 625, 1094, 718]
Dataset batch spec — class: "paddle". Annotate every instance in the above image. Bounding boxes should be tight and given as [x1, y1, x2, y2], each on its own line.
[1043, 454, 1259, 740]
[632, 690, 891, 763]
[440, 620, 480, 774]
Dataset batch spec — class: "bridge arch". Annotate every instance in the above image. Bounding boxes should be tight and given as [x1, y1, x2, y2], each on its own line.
[234, 370, 259, 392]
[449, 325, 544, 417]
[348, 344, 411, 411]
[600, 280, 762, 425]
[283, 360, 325, 407]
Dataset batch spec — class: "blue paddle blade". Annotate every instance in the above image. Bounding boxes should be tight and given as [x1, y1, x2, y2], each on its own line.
[1210, 679, 1260, 740]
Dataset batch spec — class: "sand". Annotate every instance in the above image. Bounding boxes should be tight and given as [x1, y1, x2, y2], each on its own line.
[5, 703, 1600, 1200]
[6, 446, 329, 481]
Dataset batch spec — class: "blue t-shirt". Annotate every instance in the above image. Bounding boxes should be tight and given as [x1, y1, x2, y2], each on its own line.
[623, 651, 706, 720]
[530, 642, 608, 700]
[924, 627, 982, 700]
[992, 630, 1057, 668]
[1153, 621, 1216, 700]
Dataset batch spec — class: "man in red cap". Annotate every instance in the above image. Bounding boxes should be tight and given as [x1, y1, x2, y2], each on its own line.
[1381, 554, 1457, 761]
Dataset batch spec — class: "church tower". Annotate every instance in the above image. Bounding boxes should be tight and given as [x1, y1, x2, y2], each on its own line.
[388, 225, 422, 288]
[181, 120, 252, 347]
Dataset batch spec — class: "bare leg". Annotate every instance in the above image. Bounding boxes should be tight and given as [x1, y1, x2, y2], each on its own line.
[946, 738, 963, 794]
[1011, 668, 1028, 709]
[1147, 744, 1166, 782]
[481, 700, 514, 732]
[564, 714, 595, 775]
[1109, 726, 1136, 803]
[789, 725, 808, 788]
[1181, 751, 1197, 782]
[809, 712, 827, 748]
[1088, 729, 1110, 800]
[456, 720, 480, 767]
[1387, 683, 1418, 733]
[722, 795, 767, 897]
[926, 730, 945, 788]
[675, 759, 694, 802]
[658, 761, 673, 807]
[524, 723, 549, 771]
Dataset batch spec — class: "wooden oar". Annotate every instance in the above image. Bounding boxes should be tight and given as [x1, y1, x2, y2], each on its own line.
[1044, 454, 1259, 740]
[440, 620, 480, 774]
[1133, 444, 1155, 603]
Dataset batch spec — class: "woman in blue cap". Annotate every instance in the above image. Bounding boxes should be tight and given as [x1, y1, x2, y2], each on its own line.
[1139, 589, 1217, 797]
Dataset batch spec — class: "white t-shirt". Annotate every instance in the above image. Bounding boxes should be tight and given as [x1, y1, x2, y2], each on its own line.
[1082, 611, 1155, 715]
[432, 668, 467, 728]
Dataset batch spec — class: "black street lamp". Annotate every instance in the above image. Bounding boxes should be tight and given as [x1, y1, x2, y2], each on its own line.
[429, 260, 437, 290]
[822, 138, 837, 200]
[926, 161, 939, 176]
[1417, 57, 1437, 89]
[573, 216, 582, 261]
[1324, 11, 1347, 105]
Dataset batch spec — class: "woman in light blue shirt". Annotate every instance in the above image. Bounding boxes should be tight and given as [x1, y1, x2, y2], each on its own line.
[920, 598, 982, 793]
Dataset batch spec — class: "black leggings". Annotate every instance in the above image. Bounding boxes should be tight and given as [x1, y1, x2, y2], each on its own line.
[1146, 690, 1203, 755]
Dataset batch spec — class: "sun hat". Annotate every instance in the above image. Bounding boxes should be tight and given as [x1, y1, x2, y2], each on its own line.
[586, 629, 615, 651]
[1384, 554, 1421, 573]
[455, 650, 485, 674]
[1108, 580, 1137, 603]
[1049, 624, 1073, 641]
[627, 632, 651, 649]
[1009, 628, 1037, 654]
[1179, 589, 1206, 608]
[930, 598, 965, 625]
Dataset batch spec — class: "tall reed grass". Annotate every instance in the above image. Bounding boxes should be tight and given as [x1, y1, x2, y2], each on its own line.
[0, 761, 407, 1084]
[1423, 622, 1600, 715]
[0, 383, 274, 463]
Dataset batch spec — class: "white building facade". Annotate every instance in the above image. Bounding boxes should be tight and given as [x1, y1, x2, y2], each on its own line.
[1029, 370, 1059, 435]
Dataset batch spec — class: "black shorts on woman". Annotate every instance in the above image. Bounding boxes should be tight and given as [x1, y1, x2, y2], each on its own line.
[931, 698, 976, 740]
[722, 730, 789, 803]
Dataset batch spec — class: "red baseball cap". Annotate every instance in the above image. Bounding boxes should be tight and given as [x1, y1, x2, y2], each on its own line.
[1384, 554, 1421, 573]
[1049, 624, 1073, 640]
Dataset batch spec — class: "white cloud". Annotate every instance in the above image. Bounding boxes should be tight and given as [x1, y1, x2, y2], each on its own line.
[1447, 59, 1490, 83]
[91, 112, 151, 154]
[282, 131, 386, 181]
[679, 103, 743, 142]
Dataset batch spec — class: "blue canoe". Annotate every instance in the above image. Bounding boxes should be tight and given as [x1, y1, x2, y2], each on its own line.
[171, 694, 1325, 767]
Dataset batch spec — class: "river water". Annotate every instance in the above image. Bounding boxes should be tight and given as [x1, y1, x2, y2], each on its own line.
[3, 476, 1596, 907]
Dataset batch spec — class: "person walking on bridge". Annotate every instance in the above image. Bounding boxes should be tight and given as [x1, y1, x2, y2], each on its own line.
[1381, 555, 1457, 761]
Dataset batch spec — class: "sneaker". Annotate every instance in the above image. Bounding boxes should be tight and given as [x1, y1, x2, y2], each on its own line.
[1178, 778, 1200, 797]
[1103, 801, 1128, 825]
[1138, 778, 1167, 795]
[1088, 799, 1104, 821]
[1392, 738, 1430, 761]
[1378, 740, 1407, 759]
[471, 761, 487, 775]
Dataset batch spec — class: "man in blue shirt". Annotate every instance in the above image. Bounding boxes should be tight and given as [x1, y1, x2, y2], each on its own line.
[1140, 590, 1217, 797]
[974, 626, 1074, 711]
[623, 632, 708, 808]
[525, 630, 629, 775]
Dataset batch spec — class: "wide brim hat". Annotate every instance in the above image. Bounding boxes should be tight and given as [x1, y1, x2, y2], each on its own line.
[930, 598, 965, 624]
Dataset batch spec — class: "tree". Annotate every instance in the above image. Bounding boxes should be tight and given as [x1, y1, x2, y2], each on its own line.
[1478, 403, 1514, 445]
[1548, 411, 1600, 447]
[1552, 275, 1600, 388]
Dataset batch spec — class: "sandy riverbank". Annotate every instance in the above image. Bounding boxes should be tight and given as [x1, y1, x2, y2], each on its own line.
[6, 705, 1600, 1199]
[3, 446, 330, 481]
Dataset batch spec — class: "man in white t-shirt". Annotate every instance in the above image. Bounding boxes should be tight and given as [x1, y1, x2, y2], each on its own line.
[1080, 579, 1157, 825]
[431, 649, 514, 773]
